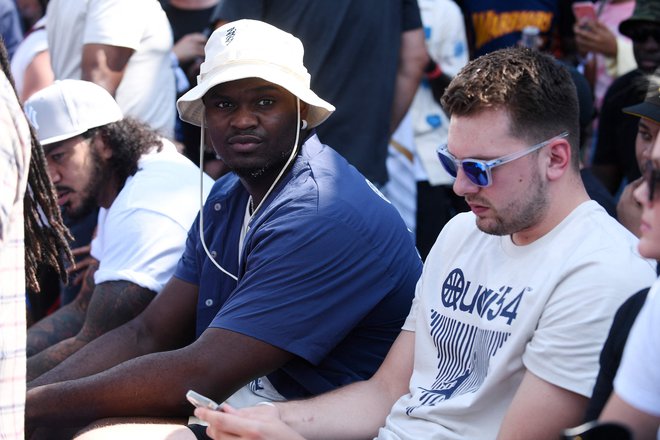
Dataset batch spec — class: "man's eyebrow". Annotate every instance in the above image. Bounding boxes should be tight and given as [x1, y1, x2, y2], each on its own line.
[204, 84, 287, 103]
[639, 118, 653, 131]
[43, 142, 64, 155]
[249, 85, 283, 93]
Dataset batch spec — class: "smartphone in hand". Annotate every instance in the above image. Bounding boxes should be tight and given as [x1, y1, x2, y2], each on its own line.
[572, 1, 597, 22]
[186, 390, 221, 411]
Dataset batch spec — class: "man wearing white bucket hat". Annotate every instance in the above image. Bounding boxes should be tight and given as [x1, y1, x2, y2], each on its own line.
[211, 0, 427, 188]
[26, 20, 422, 438]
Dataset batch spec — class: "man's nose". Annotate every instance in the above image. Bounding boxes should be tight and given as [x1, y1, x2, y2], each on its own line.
[452, 167, 480, 197]
[46, 162, 60, 183]
[231, 106, 258, 129]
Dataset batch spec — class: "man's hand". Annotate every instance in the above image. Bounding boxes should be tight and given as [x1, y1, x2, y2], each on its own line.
[573, 20, 617, 58]
[67, 245, 98, 287]
[195, 404, 305, 440]
[173, 33, 207, 65]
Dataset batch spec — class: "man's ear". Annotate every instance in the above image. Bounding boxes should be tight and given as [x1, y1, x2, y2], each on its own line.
[92, 133, 113, 160]
[545, 139, 572, 181]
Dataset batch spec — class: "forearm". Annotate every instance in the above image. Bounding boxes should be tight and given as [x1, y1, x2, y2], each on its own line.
[27, 328, 294, 429]
[27, 336, 87, 382]
[27, 348, 202, 429]
[277, 331, 415, 439]
[28, 318, 158, 388]
[27, 301, 86, 356]
[27, 265, 96, 356]
[279, 376, 400, 440]
[28, 281, 158, 387]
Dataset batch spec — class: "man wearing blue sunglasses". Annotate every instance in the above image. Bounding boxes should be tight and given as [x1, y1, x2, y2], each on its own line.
[392, 47, 654, 439]
[186, 47, 657, 440]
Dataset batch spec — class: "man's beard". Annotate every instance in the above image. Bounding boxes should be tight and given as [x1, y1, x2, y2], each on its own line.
[232, 148, 293, 179]
[475, 170, 549, 237]
[64, 148, 107, 220]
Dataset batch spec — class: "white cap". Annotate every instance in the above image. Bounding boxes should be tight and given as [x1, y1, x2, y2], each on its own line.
[177, 19, 335, 128]
[24, 79, 123, 146]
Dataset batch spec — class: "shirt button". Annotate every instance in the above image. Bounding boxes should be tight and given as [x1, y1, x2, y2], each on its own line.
[214, 202, 222, 211]
[205, 299, 214, 307]
[210, 251, 217, 258]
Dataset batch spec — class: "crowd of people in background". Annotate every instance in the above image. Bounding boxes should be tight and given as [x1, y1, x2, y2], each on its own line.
[1, 0, 660, 439]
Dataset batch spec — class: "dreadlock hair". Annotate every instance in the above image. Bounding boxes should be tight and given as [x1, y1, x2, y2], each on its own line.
[85, 117, 163, 188]
[0, 39, 73, 292]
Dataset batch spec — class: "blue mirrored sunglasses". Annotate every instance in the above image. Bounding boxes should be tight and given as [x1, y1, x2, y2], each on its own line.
[436, 132, 569, 187]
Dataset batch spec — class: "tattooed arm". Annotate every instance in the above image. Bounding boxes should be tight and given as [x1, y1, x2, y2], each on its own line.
[26, 263, 98, 357]
[27, 278, 156, 382]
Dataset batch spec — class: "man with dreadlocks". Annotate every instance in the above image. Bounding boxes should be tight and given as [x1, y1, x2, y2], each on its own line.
[22, 79, 212, 382]
[0, 40, 71, 440]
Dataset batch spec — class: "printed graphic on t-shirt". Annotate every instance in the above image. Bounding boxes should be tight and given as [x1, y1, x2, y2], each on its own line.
[407, 268, 530, 414]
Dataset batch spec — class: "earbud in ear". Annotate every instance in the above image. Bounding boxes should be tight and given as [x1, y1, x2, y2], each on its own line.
[301, 119, 308, 130]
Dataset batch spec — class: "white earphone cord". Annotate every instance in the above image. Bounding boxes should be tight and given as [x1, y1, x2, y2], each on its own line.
[198, 98, 302, 281]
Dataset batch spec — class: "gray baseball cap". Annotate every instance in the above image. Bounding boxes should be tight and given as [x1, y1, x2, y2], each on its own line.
[24, 79, 123, 146]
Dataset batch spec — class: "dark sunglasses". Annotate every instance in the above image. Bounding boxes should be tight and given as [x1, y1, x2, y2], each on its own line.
[643, 160, 660, 202]
[628, 27, 660, 44]
[436, 132, 568, 187]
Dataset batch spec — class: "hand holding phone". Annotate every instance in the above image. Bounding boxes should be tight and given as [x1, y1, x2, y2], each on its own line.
[186, 389, 221, 411]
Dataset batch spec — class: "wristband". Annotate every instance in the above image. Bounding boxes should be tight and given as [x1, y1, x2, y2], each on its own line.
[426, 62, 443, 80]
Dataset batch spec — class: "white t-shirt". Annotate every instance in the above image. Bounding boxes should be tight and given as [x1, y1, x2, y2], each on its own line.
[412, 0, 469, 185]
[10, 17, 48, 98]
[378, 201, 656, 440]
[91, 140, 212, 292]
[614, 279, 660, 417]
[46, 0, 175, 138]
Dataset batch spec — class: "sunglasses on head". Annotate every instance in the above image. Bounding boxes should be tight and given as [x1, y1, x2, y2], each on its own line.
[643, 161, 660, 202]
[628, 26, 660, 44]
[436, 132, 569, 187]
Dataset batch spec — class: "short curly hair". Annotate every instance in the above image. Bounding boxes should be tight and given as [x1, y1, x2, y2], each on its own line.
[84, 117, 163, 188]
[442, 47, 581, 171]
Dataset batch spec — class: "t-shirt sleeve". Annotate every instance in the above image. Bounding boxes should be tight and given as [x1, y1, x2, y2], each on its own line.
[92, 208, 189, 293]
[522, 259, 650, 398]
[614, 284, 660, 416]
[210, 214, 402, 364]
[84, 0, 144, 49]
[402, 275, 423, 332]
[402, 0, 423, 31]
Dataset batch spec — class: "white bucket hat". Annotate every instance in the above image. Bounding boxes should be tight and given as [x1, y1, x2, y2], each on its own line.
[176, 19, 335, 128]
[24, 79, 123, 146]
